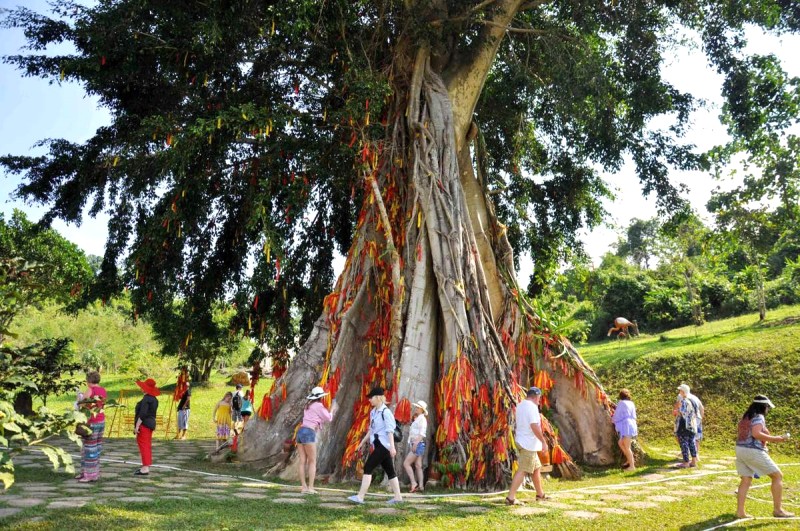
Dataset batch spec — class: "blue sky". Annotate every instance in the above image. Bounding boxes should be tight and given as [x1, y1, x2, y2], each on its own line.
[2, 2, 799, 284]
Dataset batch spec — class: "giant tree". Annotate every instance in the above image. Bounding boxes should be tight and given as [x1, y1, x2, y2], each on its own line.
[4, 1, 799, 488]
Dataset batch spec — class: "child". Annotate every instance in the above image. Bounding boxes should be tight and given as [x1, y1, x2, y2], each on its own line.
[403, 400, 428, 493]
[213, 392, 233, 451]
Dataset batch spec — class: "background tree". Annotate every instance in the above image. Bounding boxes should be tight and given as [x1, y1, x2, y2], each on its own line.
[616, 218, 660, 269]
[3, 1, 800, 487]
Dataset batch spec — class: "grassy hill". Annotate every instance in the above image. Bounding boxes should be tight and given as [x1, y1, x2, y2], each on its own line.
[578, 304, 800, 454]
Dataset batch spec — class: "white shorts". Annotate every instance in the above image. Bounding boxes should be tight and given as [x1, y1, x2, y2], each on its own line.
[735, 446, 780, 478]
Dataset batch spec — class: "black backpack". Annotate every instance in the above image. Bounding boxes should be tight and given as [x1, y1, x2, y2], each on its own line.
[381, 409, 403, 443]
[232, 392, 242, 411]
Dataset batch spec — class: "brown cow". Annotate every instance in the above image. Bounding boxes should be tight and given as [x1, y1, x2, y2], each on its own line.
[607, 317, 639, 339]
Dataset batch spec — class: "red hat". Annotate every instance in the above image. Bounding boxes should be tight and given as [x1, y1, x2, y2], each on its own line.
[136, 378, 161, 397]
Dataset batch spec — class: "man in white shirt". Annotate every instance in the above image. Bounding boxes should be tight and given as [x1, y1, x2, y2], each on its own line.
[506, 386, 548, 505]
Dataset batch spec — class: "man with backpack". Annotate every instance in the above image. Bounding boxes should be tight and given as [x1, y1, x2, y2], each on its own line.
[231, 383, 244, 433]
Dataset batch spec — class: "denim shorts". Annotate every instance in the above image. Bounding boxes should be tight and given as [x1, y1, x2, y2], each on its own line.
[297, 427, 316, 444]
[414, 441, 426, 457]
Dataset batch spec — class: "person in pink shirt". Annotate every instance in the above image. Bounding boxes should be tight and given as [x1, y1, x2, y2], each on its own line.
[297, 386, 333, 494]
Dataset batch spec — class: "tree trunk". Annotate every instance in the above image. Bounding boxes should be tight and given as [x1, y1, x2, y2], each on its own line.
[238, 45, 616, 488]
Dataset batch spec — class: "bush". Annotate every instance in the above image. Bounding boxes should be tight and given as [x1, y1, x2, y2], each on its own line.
[642, 287, 693, 331]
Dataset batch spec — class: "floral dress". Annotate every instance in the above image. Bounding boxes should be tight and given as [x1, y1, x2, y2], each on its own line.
[214, 402, 232, 440]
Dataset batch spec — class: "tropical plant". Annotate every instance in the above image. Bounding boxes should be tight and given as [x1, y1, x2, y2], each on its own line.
[3, 0, 799, 488]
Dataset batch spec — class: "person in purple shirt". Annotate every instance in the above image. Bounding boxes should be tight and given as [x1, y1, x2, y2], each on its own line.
[612, 389, 638, 471]
[297, 386, 333, 494]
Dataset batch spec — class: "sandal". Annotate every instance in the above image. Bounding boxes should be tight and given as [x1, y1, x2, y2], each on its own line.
[774, 510, 796, 518]
[504, 497, 524, 506]
[133, 470, 149, 476]
[78, 477, 97, 483]
[409, 485, 419, 493]
[74, 473, 84, 480]
[536, 494, 549, 501]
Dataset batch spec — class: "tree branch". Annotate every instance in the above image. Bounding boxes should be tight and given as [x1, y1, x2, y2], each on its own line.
[443, 0, 527, 146]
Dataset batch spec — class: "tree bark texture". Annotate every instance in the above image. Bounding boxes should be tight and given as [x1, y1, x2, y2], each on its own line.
[238, 45, 616, 489]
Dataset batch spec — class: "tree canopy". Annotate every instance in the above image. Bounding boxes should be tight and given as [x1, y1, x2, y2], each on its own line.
[2, 0, 799, 382]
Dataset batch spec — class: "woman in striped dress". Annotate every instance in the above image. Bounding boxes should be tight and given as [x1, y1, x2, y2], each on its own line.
[77, 371, 107, 482]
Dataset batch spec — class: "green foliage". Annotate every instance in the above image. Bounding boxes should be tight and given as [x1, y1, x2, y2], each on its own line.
[9, 298, 162, 374]
[4, 0, 798, 351]
[582, 304, 800, 454]
[0, 210, 93, 311]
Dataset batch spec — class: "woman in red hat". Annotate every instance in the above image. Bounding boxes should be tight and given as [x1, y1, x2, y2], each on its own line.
[134, 378, 160, 475]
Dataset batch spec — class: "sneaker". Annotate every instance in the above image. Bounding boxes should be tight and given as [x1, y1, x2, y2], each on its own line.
[387, 498, 403, 505]
[347, 495, 364, 504]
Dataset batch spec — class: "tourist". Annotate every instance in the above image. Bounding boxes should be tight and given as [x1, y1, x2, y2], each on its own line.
[506, 386, 548, 505]
[735, 395, 794, 519]
[297, 386, 333, 494]
[348, 387, 403, 504]
[679, 384, 705, 459]
[673, 384, 699, 468]
[612, 389, 638, 471]
[231, 384, 244, 432]
[241, 390, 254, 427]
[134, 378, 160, 476]
[213, 392, 234, 451]
[403, 400, 428, 493]
[76, 370, 107, 482]
[175, 381, 191, 440]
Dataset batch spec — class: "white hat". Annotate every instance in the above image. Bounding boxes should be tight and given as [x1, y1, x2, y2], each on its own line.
[412, 400, 428, 415]
[677, 384, 691, 394]
[306, 386, 328, 400]
[753, 395, 776, 408]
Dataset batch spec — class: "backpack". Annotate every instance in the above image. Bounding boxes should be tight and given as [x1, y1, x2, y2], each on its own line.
[232, 392, 242, 411]
[381, 409, 403, 443]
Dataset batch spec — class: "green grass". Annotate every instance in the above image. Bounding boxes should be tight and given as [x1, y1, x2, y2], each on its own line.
[3, 446, 800, 529]
[577, 304, 800, 454]
[37, 371, 275, 440]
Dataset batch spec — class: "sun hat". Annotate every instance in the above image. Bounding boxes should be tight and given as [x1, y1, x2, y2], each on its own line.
[236, 383, 243, 389]
[412, 400, 429, 415]
[307, 386, 329, 400]
[367, 386, 385, 398]
[527, 386, 542, 397]
[136, 378, 161, 397]
[753, 395, 776, 408]
[677, 384, 691, 394]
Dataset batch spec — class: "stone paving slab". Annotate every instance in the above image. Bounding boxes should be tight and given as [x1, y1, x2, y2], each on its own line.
[553, 492, 586, 499]
[511, 506, 550, 516]
[457, 506, 490, 513]
[537, 501, 574, 510]
[0, 508, 22, 518]
[47, 500, 87, 509]
[648, 495, 680, 502]
[118, 496, 152, 503]
[595, 507, 631, 515]
[575, 499, 606, 507]
[368, 507, 403, 515]
[563, 510, 600, 519]
[232, 492, 269, 499]
[623, 501, 660, 509]
[600, 493, 631, 502]
[272, 497, 305, 504]
[319, 502, 352, 510]
[414, 505, 440, 511]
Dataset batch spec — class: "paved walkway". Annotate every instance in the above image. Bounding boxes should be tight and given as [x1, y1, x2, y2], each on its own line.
[0, 439, 792, 527]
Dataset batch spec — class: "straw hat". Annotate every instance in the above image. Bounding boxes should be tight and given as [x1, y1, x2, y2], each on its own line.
[412, 400, 428, 415]
[306, 386, 329, 400]
[136, 378, 161, 397]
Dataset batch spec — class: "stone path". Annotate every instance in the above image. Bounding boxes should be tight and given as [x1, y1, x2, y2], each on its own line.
[0, 438, 766, 527]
